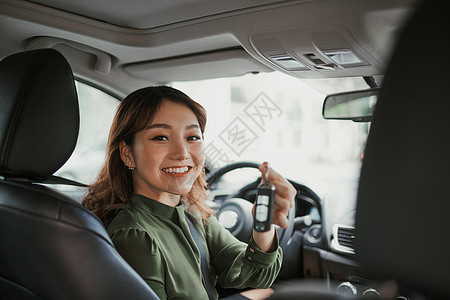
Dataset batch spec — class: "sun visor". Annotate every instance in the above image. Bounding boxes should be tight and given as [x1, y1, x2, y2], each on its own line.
[124, 48, 273, 84]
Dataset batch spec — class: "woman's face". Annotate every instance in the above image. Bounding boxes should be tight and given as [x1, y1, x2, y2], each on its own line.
[120, 100, 205, 205]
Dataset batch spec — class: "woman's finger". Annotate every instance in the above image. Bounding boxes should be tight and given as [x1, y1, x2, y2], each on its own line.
[257, 162, 296, 228]
[259, 162, 296, 198]
[273, 211, 290, 228]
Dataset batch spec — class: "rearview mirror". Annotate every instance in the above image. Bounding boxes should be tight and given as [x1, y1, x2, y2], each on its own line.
[322, 88, 379, 122]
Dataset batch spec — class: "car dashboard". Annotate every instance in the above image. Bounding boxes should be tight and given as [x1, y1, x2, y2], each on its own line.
[208, 166, 424, 299]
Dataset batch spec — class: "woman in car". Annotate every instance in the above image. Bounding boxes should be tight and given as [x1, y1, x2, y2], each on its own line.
[82, 86, 296, 300]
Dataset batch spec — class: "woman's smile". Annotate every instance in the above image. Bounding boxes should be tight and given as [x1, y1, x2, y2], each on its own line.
[161, 166, 193, 176]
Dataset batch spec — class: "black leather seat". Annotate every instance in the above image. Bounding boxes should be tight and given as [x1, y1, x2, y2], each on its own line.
[355, 0, 450, 298]
[271, 0, 450, 298]
[0, 49, 158, 299]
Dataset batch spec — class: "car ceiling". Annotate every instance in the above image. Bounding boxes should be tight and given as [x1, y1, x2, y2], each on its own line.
[0, 0, 417, 97]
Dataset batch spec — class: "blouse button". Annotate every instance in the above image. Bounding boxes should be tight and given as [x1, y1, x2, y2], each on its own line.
[247, 256, 253, 261]
[249, 248, 255, 253]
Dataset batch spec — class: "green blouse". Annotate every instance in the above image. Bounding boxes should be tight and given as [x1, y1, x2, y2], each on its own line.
[107, 194, 282, 300]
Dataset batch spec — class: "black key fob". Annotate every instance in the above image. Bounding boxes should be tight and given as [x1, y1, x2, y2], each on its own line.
[253, 166, 275, 232]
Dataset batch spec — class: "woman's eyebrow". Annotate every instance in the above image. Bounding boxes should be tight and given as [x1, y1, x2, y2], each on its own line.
[146, 123, 171, 130]
[145, 123, 200, 130]
[186, 124, 200, 130]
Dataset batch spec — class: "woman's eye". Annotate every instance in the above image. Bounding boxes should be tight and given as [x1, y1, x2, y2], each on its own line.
[188, 135, 201, 141]
[152, 135, 168, 141]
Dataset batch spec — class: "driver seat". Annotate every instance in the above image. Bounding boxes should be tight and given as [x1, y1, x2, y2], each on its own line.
[271, 0, 450, 298]
[0, 49, 158, 299]
[355, 0, 450, 297]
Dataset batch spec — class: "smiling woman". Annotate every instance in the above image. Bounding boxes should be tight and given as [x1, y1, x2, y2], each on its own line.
[82, 86, 296, 300]
[118, 100, 207, 208]
[83, 86, 211, 225]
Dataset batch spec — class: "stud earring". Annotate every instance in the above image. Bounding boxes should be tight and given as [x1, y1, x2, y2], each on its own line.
[125, 161, 135, 170]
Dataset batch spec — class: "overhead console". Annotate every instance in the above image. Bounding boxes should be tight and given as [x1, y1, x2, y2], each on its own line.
[250, 25, 385, 79]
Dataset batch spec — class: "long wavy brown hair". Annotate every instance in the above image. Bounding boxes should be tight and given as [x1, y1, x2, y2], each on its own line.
[82, 86, 213, 226]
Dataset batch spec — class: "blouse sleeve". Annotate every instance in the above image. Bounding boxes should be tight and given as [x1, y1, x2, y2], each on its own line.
[206, 216, 283, 289]
[109, 228, 167, 300]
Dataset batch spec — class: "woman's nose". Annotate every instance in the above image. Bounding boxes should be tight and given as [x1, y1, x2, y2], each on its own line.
[170, 140, 189, 160]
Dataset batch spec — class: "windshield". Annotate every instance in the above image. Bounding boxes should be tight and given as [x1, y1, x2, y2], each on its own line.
[173, 72, 369, 194]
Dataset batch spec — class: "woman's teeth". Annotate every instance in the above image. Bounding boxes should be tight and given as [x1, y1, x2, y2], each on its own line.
[162, 166, 190, 174]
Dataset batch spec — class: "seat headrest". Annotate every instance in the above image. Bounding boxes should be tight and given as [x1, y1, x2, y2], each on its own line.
[355, 0, 450, 296]
[0, 49, 79, 181]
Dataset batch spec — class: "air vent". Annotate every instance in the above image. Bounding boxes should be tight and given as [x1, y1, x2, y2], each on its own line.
[331, 224, 355, 254]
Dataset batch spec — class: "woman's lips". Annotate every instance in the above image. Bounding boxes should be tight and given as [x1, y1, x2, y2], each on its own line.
[161, 166, 192, 177]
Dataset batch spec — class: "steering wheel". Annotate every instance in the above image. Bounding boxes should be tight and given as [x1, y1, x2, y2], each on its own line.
[205, 162, 296, 249]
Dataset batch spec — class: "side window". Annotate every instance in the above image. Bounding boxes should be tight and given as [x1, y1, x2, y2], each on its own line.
[55, 81, 119, 187]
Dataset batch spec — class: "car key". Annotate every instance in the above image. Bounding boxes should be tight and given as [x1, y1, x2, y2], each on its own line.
[253, 164, 276, 232]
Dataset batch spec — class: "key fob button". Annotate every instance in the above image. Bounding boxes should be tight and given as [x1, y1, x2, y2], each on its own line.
[256, 206, 268, 221]
[258, 195, 269, 205]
